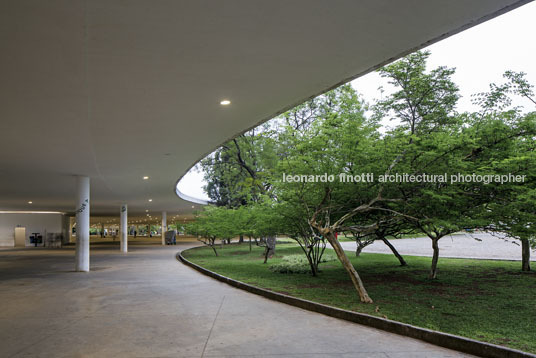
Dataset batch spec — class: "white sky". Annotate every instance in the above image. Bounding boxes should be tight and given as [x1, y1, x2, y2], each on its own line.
[178, 2, 536, 202]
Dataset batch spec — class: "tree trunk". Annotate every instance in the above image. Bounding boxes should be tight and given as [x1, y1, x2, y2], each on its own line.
[239, 235, 244, 243]
[308, 257, 318, 277]
[263, 246, 270, 263]
[206, 239, 218, 257]
[381, 238, 407, 266]
[326, 231, 373, 303]
[429, 238, 440, 279]
[249, 236, 252, 252]
[355, 245, 363, 257]
[521, 238, 531, 272]
[263, 236, 276, 263]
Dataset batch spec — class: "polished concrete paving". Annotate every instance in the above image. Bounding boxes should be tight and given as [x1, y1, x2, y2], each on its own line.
[0, 243, 475, 358]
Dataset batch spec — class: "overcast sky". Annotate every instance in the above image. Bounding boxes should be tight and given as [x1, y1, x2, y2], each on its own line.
[178, 2, 536, 202]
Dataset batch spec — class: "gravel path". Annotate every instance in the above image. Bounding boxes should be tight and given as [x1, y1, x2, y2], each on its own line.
[337, 232, 535, 261]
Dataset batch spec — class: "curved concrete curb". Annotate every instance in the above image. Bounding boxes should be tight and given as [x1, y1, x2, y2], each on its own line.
[177, 248, 535, 358]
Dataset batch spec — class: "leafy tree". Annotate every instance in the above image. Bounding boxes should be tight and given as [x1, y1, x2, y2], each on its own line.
[371, 50, 485, 279]
[273, 189, 328, 276]
[274, 85, 384, 302]
[200, 127, 277, 208]
[195, 50, 536, 304]
[481, 115, 536, 271]
[236, 200, 279, 260]
[185, 212, 219, 256]
[374, 50, 460, 135]
[185, 206, 241, 256]
[472, 71, 536, 271]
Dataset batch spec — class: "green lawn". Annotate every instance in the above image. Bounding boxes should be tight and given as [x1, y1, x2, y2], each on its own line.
[183, 243, 536, 353]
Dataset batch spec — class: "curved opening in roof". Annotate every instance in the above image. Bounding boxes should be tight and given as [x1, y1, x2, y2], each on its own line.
[176, 168, 210, 205]
[173, 1, 535, 209]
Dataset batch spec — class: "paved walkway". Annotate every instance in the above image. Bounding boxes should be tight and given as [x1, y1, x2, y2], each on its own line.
[0, 243, 474, 357]
[338, 232, 535, 261]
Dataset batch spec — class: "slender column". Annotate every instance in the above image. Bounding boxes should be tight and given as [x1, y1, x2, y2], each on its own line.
[75, 176, 90, 272]
[120, 204, 128, 253]
[161, 211, 167, 245]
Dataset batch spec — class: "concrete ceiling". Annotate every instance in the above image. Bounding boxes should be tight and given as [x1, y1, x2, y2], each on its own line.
[0, 0, 530, 216]
[88, 214, 194, 227]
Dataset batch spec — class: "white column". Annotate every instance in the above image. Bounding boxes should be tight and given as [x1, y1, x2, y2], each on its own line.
[120, 204, 128, 253]
[75, 176, 90, 272]
[161, 211, 167, 245]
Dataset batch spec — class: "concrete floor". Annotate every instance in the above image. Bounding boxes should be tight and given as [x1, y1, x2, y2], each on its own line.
[0, 243, 475, 358]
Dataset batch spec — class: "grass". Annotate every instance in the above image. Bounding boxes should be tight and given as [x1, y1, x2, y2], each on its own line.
[183, 243, 536, 353]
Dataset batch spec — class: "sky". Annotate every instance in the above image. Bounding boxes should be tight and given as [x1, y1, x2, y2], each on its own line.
[177, 2, 536, 202]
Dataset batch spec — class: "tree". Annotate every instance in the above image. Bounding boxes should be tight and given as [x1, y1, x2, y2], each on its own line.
[185, 206, 242, 256]
[240, 200, 280, 262]
[199, 126, 279, 246]
[185, 211, 219, 256]
[199, 127, 277, 208]
[274, 84, 383, 302]
[472, 71, 536, 271]
[273, 190, 328, 276]
[483, 121, 536, 271]
[374, 50, 459, 136]
[195, 50, 536, 302]
[372, 50, 484, 279]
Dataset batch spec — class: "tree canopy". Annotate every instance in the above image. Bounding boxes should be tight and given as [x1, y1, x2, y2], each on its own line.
[189, 51, 536, 303]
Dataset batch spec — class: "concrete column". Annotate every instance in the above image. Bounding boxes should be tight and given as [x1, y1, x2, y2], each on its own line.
[161, 211, 167, 245]
[120, 204, 128, 253]
[75, 176, 90, 272]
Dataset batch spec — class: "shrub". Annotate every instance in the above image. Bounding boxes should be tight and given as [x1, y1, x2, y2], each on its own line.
[269, 254, 336, 274]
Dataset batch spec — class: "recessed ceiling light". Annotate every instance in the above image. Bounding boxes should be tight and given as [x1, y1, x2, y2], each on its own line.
[148, 199, 152, 202]
[143, 176, 149, 180]
[28, 201, 32, 204]
[220, 100, 231, 105]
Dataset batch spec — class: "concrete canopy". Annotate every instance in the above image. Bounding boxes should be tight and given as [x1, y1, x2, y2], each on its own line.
[0, 0, 530, 216]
